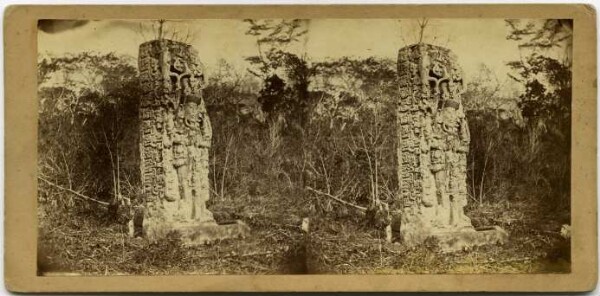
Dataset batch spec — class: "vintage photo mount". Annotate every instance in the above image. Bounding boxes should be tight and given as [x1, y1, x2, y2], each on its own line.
[4, 4, 598, 293]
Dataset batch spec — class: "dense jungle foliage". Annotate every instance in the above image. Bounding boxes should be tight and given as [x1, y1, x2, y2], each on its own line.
[38, 19, 571, 275]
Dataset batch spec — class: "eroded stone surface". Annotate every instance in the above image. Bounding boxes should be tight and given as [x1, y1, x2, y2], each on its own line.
[432, 226, 509, 253]
[138, 39, 229, 242]
[395, 44, 507, 249]
[177, 220, 252, 246]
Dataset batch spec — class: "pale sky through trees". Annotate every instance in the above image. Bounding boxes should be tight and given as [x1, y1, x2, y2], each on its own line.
[38, 19, 533, 84]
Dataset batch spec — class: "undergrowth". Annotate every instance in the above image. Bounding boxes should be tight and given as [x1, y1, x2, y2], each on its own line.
[38, 192, 570, 275]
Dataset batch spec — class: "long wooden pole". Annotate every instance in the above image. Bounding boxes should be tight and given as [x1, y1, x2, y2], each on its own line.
[38, 176, 110, 206]
[305, 186, 367, 212]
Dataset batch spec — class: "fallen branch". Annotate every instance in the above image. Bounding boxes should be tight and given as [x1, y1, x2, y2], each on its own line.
[38, 176, 110, 206]
[306, 186, 367, 212]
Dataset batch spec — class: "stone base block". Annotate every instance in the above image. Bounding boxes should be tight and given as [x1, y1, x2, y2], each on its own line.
[430, 226, 509, 252]
[174, 220, 251, 246]
[393, 210, 508, 252]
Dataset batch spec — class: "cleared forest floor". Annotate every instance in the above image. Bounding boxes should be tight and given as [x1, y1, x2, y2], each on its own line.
[38, 194, 570, 275]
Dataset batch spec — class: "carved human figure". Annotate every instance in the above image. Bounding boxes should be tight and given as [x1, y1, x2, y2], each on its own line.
[433, 61, 471, 228]
[162, 53, 214, 222]
[137, 39, 254, 244]
[400, 47, 473, 232]
[425, 59, 451, 227]
[396, 44, 507, 250]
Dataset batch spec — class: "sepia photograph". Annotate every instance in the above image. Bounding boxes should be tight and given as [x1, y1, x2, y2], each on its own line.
[35, 17, 574, 276]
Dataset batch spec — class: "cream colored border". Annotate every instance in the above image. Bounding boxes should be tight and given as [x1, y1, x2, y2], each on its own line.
[4, 4, 597, 292]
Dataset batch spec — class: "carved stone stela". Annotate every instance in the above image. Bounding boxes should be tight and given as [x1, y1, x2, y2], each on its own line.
[395, 44, 508, 251]
[138, 39, 249, 244]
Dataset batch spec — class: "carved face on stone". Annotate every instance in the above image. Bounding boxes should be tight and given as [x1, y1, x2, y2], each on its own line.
[450, 65, 462, 82]
[171, 56, 187, 73]
[430, 61, 445, 78]
[190, 62, 205, 90]
[183, 102, 201, 130]
[439, 107, 461, 134]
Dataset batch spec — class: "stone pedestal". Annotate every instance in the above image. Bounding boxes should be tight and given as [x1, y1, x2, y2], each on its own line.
[394, 43, 507, 251]
[138, 39, 248, 243]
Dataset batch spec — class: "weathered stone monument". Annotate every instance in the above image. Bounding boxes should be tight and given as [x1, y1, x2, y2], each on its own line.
[138, 39, 249, 244]
[394, 43, 507, 252]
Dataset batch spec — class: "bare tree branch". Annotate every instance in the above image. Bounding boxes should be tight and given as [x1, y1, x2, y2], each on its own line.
[38, 176, 110, 206]
[306, 186, 367, 212]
